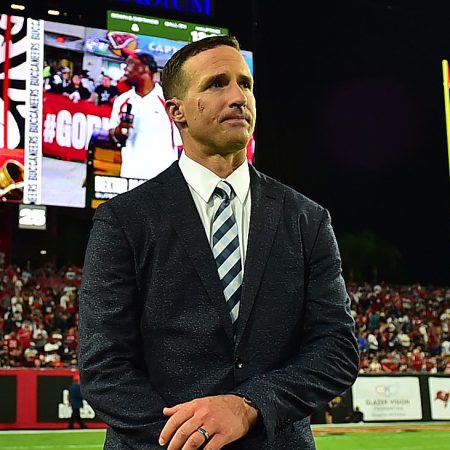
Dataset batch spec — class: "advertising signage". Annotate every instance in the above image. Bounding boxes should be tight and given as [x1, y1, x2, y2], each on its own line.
[107, 10, 228, 42]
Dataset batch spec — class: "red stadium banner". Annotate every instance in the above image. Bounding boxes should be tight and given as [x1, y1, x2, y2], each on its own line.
[0, 368, 105, 429]
[42, 93, 113, 162]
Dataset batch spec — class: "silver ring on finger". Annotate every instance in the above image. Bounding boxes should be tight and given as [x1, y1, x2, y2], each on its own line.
[197, 427, 210, 442]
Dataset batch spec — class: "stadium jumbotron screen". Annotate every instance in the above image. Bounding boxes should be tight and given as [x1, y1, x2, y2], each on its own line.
[0, 11, 254, 209]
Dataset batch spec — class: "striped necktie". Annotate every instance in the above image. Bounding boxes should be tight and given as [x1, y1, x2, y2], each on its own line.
[212, 180, 242, 332]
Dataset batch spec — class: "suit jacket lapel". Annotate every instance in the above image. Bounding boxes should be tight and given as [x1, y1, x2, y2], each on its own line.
[153, 163, 235, 342]
[235, 166, 284, 347]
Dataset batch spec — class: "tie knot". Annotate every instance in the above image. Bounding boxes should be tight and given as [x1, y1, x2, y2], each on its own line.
[214, 180, 233, 200]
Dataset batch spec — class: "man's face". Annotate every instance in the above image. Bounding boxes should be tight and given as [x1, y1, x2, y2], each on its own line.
[72, 75, 81, 86]
[124, 57, 147, 85]
[176, 45, 256, 156]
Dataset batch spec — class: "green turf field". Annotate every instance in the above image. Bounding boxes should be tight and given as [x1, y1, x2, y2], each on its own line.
[0, 431, 106, 450]
[0, 428, 450, 450]
[315, 430, 450, 450]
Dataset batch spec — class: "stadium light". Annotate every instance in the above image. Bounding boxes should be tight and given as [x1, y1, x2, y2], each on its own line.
[10, 3, 25, 10]
[48, 9, 60, 16]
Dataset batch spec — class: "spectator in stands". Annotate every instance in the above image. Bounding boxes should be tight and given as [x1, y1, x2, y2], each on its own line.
[368, 356, 382, 373]
[369, 311, 380, 332]
[428, 323, 441, 356]
[91, 75, 119, 106]
[408, 346, 425, 372]
[10, 295, 23, 320]
[33, 323, 48, 353]
[367, 331, 379, 355]
[3, 330, 21, 365]
[397, 329, 411, 351]
[60, 291, 70, 310]
[440, 308, 450, 333]
[62, 74, 91, 103]
[16, 322, 32, 351]
[50, 66, 72, 94]
[436, 356, 448, 373]
[2, 310, 16, 335]
[441, 336, 450, 356]
[23, 346, 38, 367]
[381, 351, 400, 372]
[357, 332, 369, 354]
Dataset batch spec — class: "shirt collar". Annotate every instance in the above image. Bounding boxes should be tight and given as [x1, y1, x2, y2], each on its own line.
[179, 151, 250, 204]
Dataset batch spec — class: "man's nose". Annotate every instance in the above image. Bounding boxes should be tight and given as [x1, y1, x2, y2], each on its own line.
[229, 82, 248, 107]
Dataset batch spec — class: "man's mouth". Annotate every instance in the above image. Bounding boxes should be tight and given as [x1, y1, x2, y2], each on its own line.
[221, 114, 250, 123]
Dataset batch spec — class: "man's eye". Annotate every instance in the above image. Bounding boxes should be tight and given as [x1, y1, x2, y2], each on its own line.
[210, 80, 224, 88]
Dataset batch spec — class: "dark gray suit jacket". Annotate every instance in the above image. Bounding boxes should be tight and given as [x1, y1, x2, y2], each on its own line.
[79, 162, 359, 449]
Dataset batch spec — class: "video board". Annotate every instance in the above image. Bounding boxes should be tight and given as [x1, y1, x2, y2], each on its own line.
[0, 11, 254, 209]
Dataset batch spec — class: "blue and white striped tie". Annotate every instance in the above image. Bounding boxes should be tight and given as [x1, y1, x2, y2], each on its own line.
[212, 181, 242, 332]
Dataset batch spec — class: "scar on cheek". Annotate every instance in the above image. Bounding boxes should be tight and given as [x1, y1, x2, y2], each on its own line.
[197, 99, 205, 113]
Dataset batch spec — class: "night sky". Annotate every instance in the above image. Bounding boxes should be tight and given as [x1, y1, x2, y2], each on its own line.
[235, 1, 450, 285]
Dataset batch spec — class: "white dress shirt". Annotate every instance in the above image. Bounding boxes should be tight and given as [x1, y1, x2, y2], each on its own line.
[178, 151, 251, 267]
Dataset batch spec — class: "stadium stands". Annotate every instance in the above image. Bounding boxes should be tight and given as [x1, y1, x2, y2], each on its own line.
[1, 264, 449, 373]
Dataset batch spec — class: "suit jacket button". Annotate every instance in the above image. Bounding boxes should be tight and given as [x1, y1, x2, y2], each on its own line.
[235, 359, 243, 369]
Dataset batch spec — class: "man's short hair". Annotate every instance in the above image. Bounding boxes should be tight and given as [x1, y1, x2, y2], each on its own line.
[161, 35, 241, 100]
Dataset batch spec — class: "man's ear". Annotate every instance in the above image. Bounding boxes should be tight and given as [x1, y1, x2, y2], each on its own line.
[165, 98, 187, 128]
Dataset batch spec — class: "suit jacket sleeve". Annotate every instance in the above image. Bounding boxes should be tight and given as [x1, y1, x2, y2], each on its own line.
[78, 202, 167, 447]
[234, 207, 359, 441]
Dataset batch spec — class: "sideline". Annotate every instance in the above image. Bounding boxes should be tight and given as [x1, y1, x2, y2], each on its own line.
[0, 429, 104, 434]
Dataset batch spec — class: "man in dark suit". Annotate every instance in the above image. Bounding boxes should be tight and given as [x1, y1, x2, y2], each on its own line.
[79, 35, 359, 450]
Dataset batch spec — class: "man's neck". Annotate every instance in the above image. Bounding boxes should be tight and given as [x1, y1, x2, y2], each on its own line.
[184, 149, 246, 178]
[135, 77, 155, 97]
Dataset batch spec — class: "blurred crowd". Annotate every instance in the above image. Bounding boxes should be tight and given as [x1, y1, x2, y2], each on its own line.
[43, 61, 124, 106]
[351, 282, 450, 374]
[1, 264, 449, 372]
[0, 264, 81, 368]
